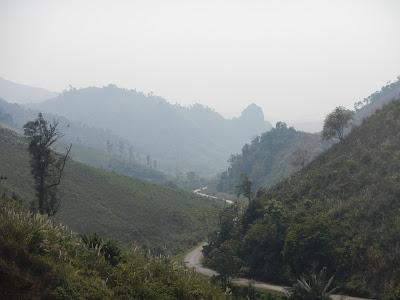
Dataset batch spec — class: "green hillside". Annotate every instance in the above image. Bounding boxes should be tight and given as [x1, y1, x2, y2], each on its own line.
[204, 98, 400, 298]
[216, 122, 329, 193]
[0, 197, 226, 299]
[0, 126, 221, 254]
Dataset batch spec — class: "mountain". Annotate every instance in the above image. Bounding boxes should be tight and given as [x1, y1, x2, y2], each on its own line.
[0, 196, 226, 299]
[216, 122, 329, 194]
[204, 97, 400, 298]
[0, 97, 166, 183]
[215, 78, 400, 196]
[0, 125, 221, 254]
[29, 85, 272, 176]
[0, 77, 57, 104]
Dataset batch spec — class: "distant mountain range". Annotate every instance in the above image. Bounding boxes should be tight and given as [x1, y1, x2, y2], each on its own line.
[0, 77, 57, 104]
[27, 84, 272, 176]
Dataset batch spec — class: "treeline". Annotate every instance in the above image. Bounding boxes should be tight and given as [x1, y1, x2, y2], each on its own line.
[204, 98, 400, 299]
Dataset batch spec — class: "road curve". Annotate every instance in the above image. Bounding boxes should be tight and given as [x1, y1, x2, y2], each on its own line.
[184, 243, 372, 300]
[193, 186, 233, 204]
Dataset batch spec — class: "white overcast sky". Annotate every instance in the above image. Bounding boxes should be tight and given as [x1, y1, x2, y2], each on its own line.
[1, 0, 399, 127]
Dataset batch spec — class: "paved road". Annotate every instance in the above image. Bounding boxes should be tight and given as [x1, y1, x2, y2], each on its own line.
[184, 243, 372, 300]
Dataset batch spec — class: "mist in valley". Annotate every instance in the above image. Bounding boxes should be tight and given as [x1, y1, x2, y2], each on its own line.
[0, 1, 400, 299]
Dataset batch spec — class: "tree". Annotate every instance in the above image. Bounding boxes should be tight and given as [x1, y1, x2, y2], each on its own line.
[118, 140, 125, 159]
[128, 146, 134, 163]
[235, 174, 253, 201]
[276, 121, 288, 130]
[207, 240, 242, 287]
[322, 106, 354, 141]
[283, 221, 335, 276]
[106, 140, 113, 156]
[23, 113, 71, 216]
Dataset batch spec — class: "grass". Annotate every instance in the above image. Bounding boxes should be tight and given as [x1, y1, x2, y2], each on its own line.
[0, 196, 227, 299]
[0, 126, 222, 254]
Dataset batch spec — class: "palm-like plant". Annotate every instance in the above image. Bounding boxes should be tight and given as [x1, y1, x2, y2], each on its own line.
[287, 267, 337, 300]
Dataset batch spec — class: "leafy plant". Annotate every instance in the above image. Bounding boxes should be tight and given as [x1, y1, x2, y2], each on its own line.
[287, 268, 337, 300]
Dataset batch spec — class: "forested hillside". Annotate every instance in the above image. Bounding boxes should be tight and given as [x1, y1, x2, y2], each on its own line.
[0, 197, 226, 299]
[0, 126, 221, 254]
[216, 122, 329, 193]
[204, 98, 400, 299]
[353, 77, 400, 123]
[30, 85, 272, 176]
[216, 78, 400, 196]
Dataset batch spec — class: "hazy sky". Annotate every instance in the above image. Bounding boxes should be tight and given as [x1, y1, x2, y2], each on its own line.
[1, 0, 399, 128]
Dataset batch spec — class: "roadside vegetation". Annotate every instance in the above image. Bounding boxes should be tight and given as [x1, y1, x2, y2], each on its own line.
[204, 98, 400, 299]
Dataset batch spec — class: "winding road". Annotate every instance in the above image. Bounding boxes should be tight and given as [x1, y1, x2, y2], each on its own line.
[188, 187, 371, 299]
[193, 186, 233, 204]
[184, 243, 371, 300]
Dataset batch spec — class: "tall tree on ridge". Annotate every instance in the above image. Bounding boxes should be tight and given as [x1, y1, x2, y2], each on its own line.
[24, 113, 71, 216]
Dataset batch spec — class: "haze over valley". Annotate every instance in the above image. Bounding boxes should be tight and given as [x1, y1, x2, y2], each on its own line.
[1, 1, 400, 299]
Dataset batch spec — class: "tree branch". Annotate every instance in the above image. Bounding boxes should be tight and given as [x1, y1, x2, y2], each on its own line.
[46, 143, 72, 189]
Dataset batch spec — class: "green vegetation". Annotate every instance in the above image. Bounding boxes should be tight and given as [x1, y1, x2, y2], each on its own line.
[321, 106, 353, 141]
[217, 122, 327, 193]
[204, 98, 400, 298]
[24, 113, 72, 216]
[287, 268, 337, 300]
[0, 196, 227, 299]
[0, 125, 221, 254]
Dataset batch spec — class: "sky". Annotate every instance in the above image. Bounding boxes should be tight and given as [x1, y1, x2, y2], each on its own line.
[1, 0, 399, 130]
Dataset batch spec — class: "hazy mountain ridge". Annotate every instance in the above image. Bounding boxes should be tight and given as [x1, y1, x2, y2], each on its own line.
[0, 77, 57, 104]
[0, 97, 167, 183]
[29, 84, 272, 176]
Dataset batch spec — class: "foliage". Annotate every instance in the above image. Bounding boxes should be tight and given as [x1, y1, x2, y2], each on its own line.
[81, 233, 122, 266]
[287, 268, 337, 300]
[0, 197, 227, 299]
[283, 221, 335, 276]
[0, 125, 221, 254]
[321, 106, 354, 141]
[23, 113, 71, 216]
[217, 122, 327, 194]
[235, 174, 253, 201]
[205, 98, 400, 298]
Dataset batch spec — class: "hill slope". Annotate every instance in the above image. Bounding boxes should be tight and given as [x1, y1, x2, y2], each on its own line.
[30, 85, 272, 175]
[0, 77, 57, 104]
[0, 197, 226, 299]
[204, 98, 400, 298]
[216, 122, 329, 193]
[0, 126, 221, 254]
[0, 97, 167, 183]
